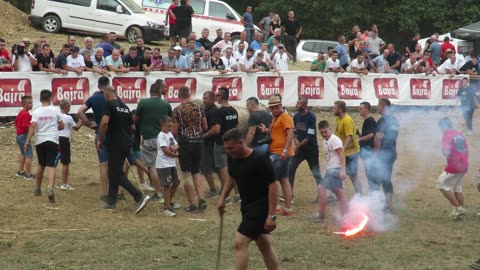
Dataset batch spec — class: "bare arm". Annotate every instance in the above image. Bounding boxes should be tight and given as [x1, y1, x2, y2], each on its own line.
[296, 26, 303, 39]
[57, 120, 64, 131]
[204, 124, 220, 138]
[96, 115, 110, 151]
[373, 132, 384, 153]
[77, 104, 94, 129]
[217, 176, 236, 216]
[162, 146, 179, 158]
[201, 117, 208, 132]
[335, 147, 347, 180]
[358, 133, 374, 142]
[24, 122, 37, 151]
[245, 126, 257, 147]
[344, 135, 353, 150]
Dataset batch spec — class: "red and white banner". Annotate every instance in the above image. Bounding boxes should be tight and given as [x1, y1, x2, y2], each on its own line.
[0, 71, 466, 116]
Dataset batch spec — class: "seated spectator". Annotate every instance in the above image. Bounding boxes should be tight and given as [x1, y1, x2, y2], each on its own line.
[252, 52, 269, 71]
[373, 49, 389, 73]
[456, 46, 466, 68]
[21, 37, 32, 52]
[31, 43, 42, 71]
[267, 28, 281, 53]
[233, 42, 246, 61]
[238, 48, 256, 72]
[326, 46, 334, 59]
[108, 32, 121, 50]
[37, 44, 65, 74]
[173, 46, 191, 72]
[91, 47, 108, 70]
[221, 47, 238, 72]
[12, 42, 37, 72]
[254, 43, 272, 66]
[96, 33, 114, 57]
[140, 47, 152, 74]
[122, 46, 141, 71]
[310, 52, 326, 71]
[460, 57, 478, 75]
[352, 40, 365, 59]
[32, 36, 55, 63]
[362, 48, 377, 72]
[0, 38, 13, 71]
[326, 50, 344, 72]
[440, 36, 455, 61]
[150, 48, 164, 71]
[135, 38, 146, 59]
[464, 50, 475, 63]
[199, 50, 213, 71]
[405, 33, 420, 55]
[417, 50, 437, 74]
[366, 31, 385, 58]
[163, 48, 177, 71]
[437, 55, 460, 75]
[211, 48, 224, 70]
[182, 38, 198, 66]
[211, 32, 232, 55]
[83, 50, 110, 76]
[272, 46, 291, 72]
[386, 44, 401, 74]
[66, 46, 86, 75]
[361, 29, 369, 42]
[412, 43, 422, 61]
[196, 28, 213, 52]
[233, 31, 249, 52]
[190, 51, 204, 71]
[250, 32, 262, 51]
[79, 37, 95, 58]
[213, 29, 223, 45]
[401, 53, 418, 74]
[348, 54, 368, 75]
[105, 49, 129, 73]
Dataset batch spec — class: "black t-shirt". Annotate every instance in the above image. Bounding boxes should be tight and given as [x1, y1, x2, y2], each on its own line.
[213, 37, 223, 45]
[54, 53, 68, 69]
[360, 116, 377, 149]
[174, 5, 194, 28]
[407, 39, 417, 53]
[347, 33, 357, 59]
[376, 115, 399, 154]
[254, 61, 269, 71]
[103, 99, 133, 150]
[211, 58, 224, 69]
[37, 53, 52, 70]
[228, 150, 275, 210]
[387, 52, 402, 72]
[122, 54, 140, 69]
[85, 60, 93, 69]
[212, 105, 238, 145]
[457, 86, 477, 109]
[283, 19, 301, 36]
[136, 47, 145, 59]
[248, 110, 272, 147]
[269, 22, 281, 37]
[197, 38, 213, 51]
[204, 104, 218, 144]
[460, 61, 477, 72]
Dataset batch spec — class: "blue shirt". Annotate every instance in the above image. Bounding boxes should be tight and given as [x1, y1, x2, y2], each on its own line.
[293, 111, 318, 152]
[243, 12, 254, 28]
[430, 42, 441, 63]
[176, 55, 188, 69]
[84, 91, 106, 134]
[335, 44, 348, 66]
[250, 40, 261, 51]
[96, 42, 114, 58]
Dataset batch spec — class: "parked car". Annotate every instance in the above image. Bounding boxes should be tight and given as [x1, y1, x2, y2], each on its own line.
[29, 0, 165, 43]
[418, 33, 473, 53]
[297, 39, 338, 62]
[134, 0, 260, 42]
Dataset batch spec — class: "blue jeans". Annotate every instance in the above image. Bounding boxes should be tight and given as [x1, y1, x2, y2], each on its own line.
[270, 154, 291, 180]
[253, 144, 269, 157]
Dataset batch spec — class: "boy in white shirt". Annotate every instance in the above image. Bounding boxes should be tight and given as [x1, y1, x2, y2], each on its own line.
[272, 45, 291, 72]
[156, 116, 180, 217]
[57, 99, 82, 191]
[313, 120, 348, 224]
[25, 90, 64, 203]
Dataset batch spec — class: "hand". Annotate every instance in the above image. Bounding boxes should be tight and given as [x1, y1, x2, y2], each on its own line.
[24, 142, 30, 152]
[280, 152, 288, 160]
[217, 198, 226, 216]
[339, 169, 346, 181]
[96, 140, 103, 152]
[264, 217, 277, 233]
[356, 129, 360, 136]
[257, 124, 268, 133]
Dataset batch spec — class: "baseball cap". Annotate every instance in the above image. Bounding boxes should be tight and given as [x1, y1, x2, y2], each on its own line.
[70, 46, 80, 53]
[173, 46, 182, 51]
[22, 37, 31, 44]
[268, 95, 282, 107]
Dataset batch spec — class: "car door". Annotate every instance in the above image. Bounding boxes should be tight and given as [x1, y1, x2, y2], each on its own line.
[206, 1, 241, 40]
[66, 0, 95, 31]
[188, 0, 206, 39]
[95, 0, 129, 35]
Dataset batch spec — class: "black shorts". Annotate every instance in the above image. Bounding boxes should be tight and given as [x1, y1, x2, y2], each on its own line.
[238, 203, 268, 240]
[177, 25, 192, 39]
[156, 167, 180, 187]
[201, 142, 215, 175]
[59, 136, 71, 165]
[169, 24, 177, 37]
[36, 141, 59, 167]
[178, 140, 203, 174]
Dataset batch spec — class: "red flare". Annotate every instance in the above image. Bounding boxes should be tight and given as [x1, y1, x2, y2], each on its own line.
[334, 212, 369, 237]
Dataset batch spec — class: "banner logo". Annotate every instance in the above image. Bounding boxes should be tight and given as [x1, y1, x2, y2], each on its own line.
[0, 79, 32, 107]
[442, 79, 461, 99]
[298, 76, 324, 99]
[212, 77, 242, 101]
[374, 78, 399, 99]
[337, 78, 362, 99]
[164, 78, 197, 103]
[52, 77, 89, 105]
[112, 77, 147, 103]
[410, 79, 431, 99]
[257, 76, 284, 100]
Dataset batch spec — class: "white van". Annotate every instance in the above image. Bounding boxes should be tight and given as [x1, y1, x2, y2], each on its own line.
[418, 33, 473, 54]
[133, 0, 259, 41]
[29, 0, 165, 43]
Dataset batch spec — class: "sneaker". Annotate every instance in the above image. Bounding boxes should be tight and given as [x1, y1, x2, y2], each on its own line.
[470, 259, 480, 270]
[275, 206, 283, 214]
[283, 208, 294, 216]
[279, 195, 294, 204]
[117, 192, 126, 201]
[171, 202, 181, 209]
[448, 207, 458, 218]
[140, 183, 155, 192]
[101, 203, 116, 210]
[452, 207, 466, 221]
[198, 199, 207, 210]
[164, 208, 177, 217]
[151, 193, 165, 203]
[135, 195, 151, 214]
[312, 212, 326, 224]
[16, 171, 26, 177]
[232, 195, 241, 204]
[225, 197, 233, 204]
[185, 204, 198, 213]
[24, 174, 35, 181]
[467, 130, 473, 136]
[47, 189, 55, 203]
[33, 187, 41, 196]
[205, 190, 219, 198]
[60, 183, 75, 191]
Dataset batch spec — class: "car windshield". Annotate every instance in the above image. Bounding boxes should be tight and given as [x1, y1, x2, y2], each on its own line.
[141, 0, 172, 9]
[121, 0, 145, 13]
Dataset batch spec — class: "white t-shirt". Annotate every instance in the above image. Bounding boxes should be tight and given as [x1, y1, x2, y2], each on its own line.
[349, 59, 366, 71]
[437, 59, 460, 74]
[220, 56, 237, 71]
[273, 53, 289, 71]
[323, 134, 343, 169]
[326, 58, 340, 70]
[233, 50, 246, 61]
[402, 59, 418, 73]
[233, 40, 249, 52]
[156, 131, 177, 168]
[238, 55, 255, 70]
[12, 54, 34, 72]
[456, 53, 465, 68]
[59, 113, 76, 138]
[66, 55, 86, 68]
[31, 105, 63, 145]
[254, 50, 270, 62]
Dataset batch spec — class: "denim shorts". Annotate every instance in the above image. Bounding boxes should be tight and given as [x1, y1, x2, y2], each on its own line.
[320, 168, 343, 191]
[95, 134, 109, 163]
[16, 133, 32, 157]
[270, 154, 291, 180]
[345, 152, 359, 176]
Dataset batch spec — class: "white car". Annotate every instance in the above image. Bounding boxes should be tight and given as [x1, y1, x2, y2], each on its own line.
[297, 39, 338, 62]
[29, 0, 165, 43]
[134, 0, 259, 41]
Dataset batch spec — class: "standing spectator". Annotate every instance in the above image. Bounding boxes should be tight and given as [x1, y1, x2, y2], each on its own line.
[211, 32, 232, 54]
[233, 32, 249, 52]
[150, 48, 164, 71]
[199, 50, 212, 70]
[210, 48, 224, 70]
[347, 25, 360, 59]
[366, 31, 385, 58]
[239, 48, 256, 72]
[424, 34, 437, 53]
[335, 35, 349, 70]
[373, 49, 390, 73]
[97, 86, 151, 213]
[269, 14, 282, 38]
[174, 0, 194, 48]
[267, 28, 282, 53]
[401, 53, 418, 74]
[182, 38, 198, 66]
[12, 42, 37, 72]
[221, 47, 238, 72]
[333, 100, 362, 194]
[201, 91, 220, 197]
[386, 44, 401, 74]
[108, 32, 121, 50]
[54, 44, 71, 69]
[163, 48, 177, 71]
[357, 102, 377, 192]
[79, 37, 94, 58]
[250, 32, 262, 51]
[37, 44, 64, 74]
[196, 28, 212, 52]
[244, 97, 272, 156]
[436, 117, 468, 221]
[234, 42, 247, 61]
[96, 33, 114, 57]
[65, 46, 86, 75]
[213, 29, 223, 45]
[440, 36, 456, 61]
[172, 86, 208, 212]
[272, 45, 291, 72]
[254, 43, 272, 66]
[258, 95, 294, 216]
[288, 98, 322, 197]
[348, 54, 369, 75]
[166, 0, 178, 47]
[456, 46, 466, 68]
[405, 33, 420, 55]
[140, 47, 153, 74]
[91, 48, 109, 73]
[259, 11, 274, 42]
[25, 90, 64, 203]
[30, 44, 41, 71]
[437, 54, 460, 75]
[252, 52, 269, 71]
[189, 51, 203, 71]
[122, 47, 141, 72]
[456, 77, 478, 135]
[15, 95, 34, 180]
[105, 49, 129, 73]
[326, 50, 344, 72]
[135, 38, 146, 59]
[373, 98, 400, 213]
[0, 38, 13, 71]
[282, 10, 302, 64]
[173, 46, 191, 72]
[241, 6, 255, 43]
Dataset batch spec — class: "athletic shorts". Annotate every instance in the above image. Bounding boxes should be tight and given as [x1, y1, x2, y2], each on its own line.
[16, 133, 32, 157]
[320, 168, 343, 191]
[156, 167, 180, 187]
[436, 171, 465, 192]
[214, 143, 227, 169]
[201, 142, 216, 175]
[95, 134, 109, 163]
[238, 205, 268, 240]
[177, 25, 192, 39]
[142, 138, 157, 167]
[168, 24, 177, 37]
[36, 141, 59, 167]
[345, 152, 359, 176]
[59, 136, 71, 165]
[178, 140, 203, 174]
[270, 154, 291, 180]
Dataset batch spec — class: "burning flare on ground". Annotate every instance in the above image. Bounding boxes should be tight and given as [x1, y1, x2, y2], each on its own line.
[334, 212, 369, 237]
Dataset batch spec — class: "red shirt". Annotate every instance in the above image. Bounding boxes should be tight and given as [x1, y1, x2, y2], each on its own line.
[440, 42, 456, 59]
[0, 49, 13, 72]
[168, 4, 176, 25]
[15, 109, 31, 135]
[442, 130, 468, 174]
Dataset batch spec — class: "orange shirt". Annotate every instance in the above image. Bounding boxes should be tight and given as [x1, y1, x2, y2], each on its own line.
[269, 112, 294, 156]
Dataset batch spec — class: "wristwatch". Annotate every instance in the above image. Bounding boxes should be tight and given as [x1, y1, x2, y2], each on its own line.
[282, 149, 288, 154]
[269, 215, 277, 221]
